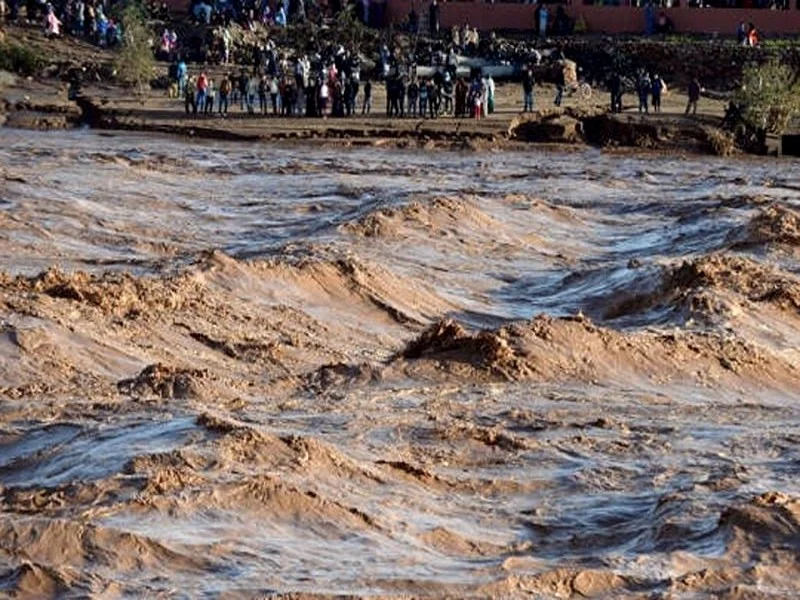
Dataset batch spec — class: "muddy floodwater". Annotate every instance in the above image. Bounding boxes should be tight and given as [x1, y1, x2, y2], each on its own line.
[1, 130, 799, 599]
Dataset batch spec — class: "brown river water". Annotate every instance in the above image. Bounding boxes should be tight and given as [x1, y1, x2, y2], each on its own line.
[1, 129, 799, 599]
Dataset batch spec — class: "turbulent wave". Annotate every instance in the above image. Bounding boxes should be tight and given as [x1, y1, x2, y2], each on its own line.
[728, 204, 800, 251]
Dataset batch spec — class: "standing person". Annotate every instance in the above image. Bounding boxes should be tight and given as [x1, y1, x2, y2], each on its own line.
[238, 70, 249, 111]
[45, 4, 62, 38]
[196, 72, 209, 115]
[218, 75, 231, 114]
[455, 77, 468, 118]
[608, 71, 622, 113]
[275, 5, 286, 26]
[285, 81, 298, 117]
[418, 79, 428, 118]
[269, 76, 279, 115]
[686, 77, 701, 116]
[344, 77, 355, 116]
[486, 74, 495, 115]
[442, 72, 454, 115]
[397, 76, 407, 118]
[258, 75, 268, 115]
[331, 78, 343, 117]
[222, 28, 231, 64]
[319, 79, 330, 117]
[185, 76, 196, 115]
[637, 71, 651, 114]
[205, 79, 215, 114]
[177, 58, 188, 97]
[651, 73, 664, 114]
[480, 75, 489, 118]
[351, 77, 360, 115]
[386, 77, 395, 117]
[553, 66, 564, 107]
[471, 78, 483, 120]
[306, 77, 318, 118]
[429, 0, 440, 38]
[538, 3, 549, 39]
[168, 30, 178, 61]
[362, 79, 372, 115]
[407, 79, 419, 117]
[746, 23, 759, 48]
[247, 75, 258, 114]
[74, 0, 86, 36]
[522, 67, 534, 112]
[390, 78, 402, 117]
[429, 80, 441, 118]
[644, 0, 656, 36]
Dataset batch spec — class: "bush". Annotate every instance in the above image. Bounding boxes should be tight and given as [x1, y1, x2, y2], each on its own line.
[733, 59, 800, 135]
[113, 1, 155, 89]
[0, 43, 45, 76]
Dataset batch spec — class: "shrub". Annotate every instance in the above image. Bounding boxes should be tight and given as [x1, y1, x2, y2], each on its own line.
[113, 1, 155, 89]
[330, 5, 368, 52]
[733, 59, 800, 135]
[0, 43, 45, 76]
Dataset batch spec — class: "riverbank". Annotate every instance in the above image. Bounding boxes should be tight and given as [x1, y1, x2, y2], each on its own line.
[0, 22, 751, 155]
[1, 71, 736, 155]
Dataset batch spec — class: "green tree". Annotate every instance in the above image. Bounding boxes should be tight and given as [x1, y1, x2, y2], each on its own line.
[113, 2, 155, 90]
[734, 59, 800, 135]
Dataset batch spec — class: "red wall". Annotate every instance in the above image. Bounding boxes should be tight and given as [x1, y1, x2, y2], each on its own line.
[385, 1, 800, 35]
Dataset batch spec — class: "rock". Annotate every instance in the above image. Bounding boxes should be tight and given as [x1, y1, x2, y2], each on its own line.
[510, 112, 584, 144]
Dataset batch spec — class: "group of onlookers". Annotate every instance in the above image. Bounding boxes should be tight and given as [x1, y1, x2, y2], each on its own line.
[176, 60, 374, 119]
[4, 0, 124, 47]
[384, 71, 496, 120]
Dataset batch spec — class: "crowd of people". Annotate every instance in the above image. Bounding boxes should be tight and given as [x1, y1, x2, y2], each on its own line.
[184, 0, 375, 30]
[175, 55, 500, 121]
[179, 67, 368, 118]
[3, 0, 130, 46]
[610, 70, 702, 116]
[384, 70, 496, 119]
[174, 44, 365, 118]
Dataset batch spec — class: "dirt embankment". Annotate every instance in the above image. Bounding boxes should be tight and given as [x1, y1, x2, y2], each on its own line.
[67, 92, 735, 155]
[508, 107, 734, 155]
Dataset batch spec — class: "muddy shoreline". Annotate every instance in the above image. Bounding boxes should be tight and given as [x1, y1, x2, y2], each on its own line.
[0, 82, 736, 155]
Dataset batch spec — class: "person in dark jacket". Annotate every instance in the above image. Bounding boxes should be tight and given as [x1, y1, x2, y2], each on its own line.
[554, 67, 565, 107]
[651, 74, 664, 114]
[429, 0, 440, 38]
[455, 77, 468, 118]
[522, 67, 535, 112]
[608, 71, 623, 113]
[686, 77, 701, 115]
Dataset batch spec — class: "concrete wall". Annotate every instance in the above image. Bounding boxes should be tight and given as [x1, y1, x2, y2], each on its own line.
[385, 1, 800, 35]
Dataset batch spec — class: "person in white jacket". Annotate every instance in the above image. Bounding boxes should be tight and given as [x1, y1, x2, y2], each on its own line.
[486, 75, 496, 115]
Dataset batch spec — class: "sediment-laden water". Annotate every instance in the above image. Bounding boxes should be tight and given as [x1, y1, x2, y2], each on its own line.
[1, 130, 799, 598]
